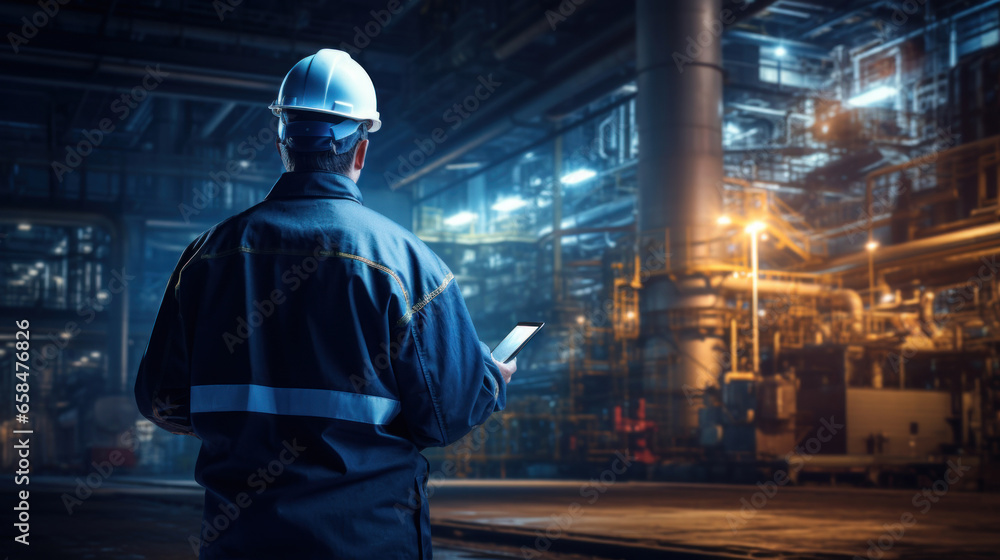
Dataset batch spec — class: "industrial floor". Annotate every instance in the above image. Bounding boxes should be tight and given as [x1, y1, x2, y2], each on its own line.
[429, 480, 1000, 559]
[5, 477, 999, 559]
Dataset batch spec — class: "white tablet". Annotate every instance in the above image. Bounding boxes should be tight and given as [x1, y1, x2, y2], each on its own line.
[491, 322, 544, 363]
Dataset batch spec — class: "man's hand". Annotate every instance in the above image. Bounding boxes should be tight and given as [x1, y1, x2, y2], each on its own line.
[492, 356, 517, 384]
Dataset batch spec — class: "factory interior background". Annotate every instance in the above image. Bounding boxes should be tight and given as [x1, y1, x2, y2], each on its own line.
[2, 0, 1000, 558]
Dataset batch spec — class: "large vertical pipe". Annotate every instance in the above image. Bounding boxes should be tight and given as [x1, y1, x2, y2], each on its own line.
[637, 0, 725, 444]
[751, 231, 759, 374]
[553, 135, 564, 303]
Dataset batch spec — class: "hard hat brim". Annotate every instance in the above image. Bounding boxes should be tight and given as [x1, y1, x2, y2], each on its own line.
[269, 104, 381, 133]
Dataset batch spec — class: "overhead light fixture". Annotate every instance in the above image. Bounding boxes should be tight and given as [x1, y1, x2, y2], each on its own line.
[17, 223, 31, 231]
[492, 197, 528, 212]
[717, 215, 732, 226]
[775, 45, 787, 58]
[445, 162, 482, 171]
[561, 169, 597, 185]
[27, 269, 39, 277]
[90, 351, 101, 358]
[745, 221, 766, 234]
[848, 86, 897, 107]
[866, 241, 879, 252]
[820, 124, 830, 134]
[444, 211, 477, 227]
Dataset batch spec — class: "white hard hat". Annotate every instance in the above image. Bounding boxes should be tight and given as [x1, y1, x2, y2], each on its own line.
[270, 49, 381, 149]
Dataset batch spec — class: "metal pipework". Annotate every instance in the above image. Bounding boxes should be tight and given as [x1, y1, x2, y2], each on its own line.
[717, 276, 864, 335]
[637, 0, 725, 442]
[636, 0, 723, 261]
[814, 222, 1000, 275]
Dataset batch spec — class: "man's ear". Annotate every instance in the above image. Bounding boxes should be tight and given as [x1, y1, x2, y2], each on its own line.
[354, 139, 369, 172]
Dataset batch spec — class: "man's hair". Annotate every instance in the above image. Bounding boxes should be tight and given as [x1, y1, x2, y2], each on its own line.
[278, 113, 369, 175]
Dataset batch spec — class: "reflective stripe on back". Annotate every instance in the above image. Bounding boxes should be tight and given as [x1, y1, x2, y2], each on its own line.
[191, 384, 400, 424]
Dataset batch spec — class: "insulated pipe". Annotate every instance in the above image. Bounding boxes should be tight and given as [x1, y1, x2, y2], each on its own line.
[920, 291, 942, 337]
[718, 276, 864, 334]
[637, 0, 725, 443]
[813, 222, 1000, 274]
[636, 0, 723, 263]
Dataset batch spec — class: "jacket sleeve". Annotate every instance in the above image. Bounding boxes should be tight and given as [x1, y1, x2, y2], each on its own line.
[391, 278, 506, 448]
[134, 243, 200, 437]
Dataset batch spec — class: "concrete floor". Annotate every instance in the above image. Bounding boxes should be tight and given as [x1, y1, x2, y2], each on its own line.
[428, 480, 1000, 559]
[0, 479, 525, 560]
[4, 477, 998, 559]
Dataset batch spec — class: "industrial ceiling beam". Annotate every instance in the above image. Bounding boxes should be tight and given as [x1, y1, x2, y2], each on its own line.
[723, 30, 831, 57]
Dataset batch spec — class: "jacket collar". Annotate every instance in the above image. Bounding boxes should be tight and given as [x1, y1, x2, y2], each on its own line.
[264, 170, 364, 205]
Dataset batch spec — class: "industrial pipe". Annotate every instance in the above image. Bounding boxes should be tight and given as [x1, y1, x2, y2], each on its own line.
[637, 0, 725, 443]
[718, 276, 864, 334]
[390, 21, 636, 189]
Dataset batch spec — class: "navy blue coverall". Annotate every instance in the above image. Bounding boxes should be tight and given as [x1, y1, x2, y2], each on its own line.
[134, 170, 506, 559]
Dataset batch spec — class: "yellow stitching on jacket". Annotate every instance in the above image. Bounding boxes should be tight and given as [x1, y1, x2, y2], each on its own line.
[176, 246, 411, 310]
[174, 249, 206, 299]
[330, 252, 411, 310]
[396, 272, 454, 327]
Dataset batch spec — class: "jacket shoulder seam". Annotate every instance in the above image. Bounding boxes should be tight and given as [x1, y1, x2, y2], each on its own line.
[176, 245, 411, 309]
[396, 272, 454, 327]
